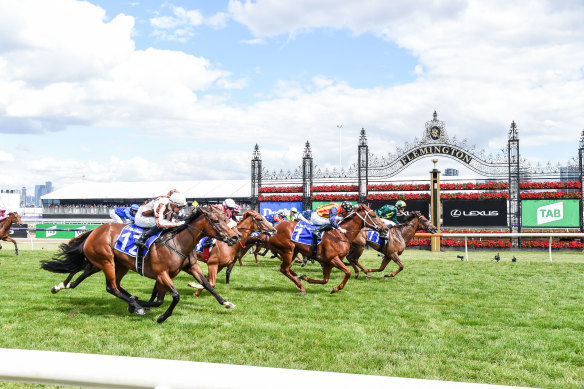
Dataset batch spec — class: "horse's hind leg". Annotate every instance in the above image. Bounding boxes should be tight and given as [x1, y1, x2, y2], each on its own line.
[51, 264, 100, 294]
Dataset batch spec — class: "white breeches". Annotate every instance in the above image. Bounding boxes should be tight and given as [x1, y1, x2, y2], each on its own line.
[135, 209, 156, 228]
[383, 219, 397, 227]
[310, 213, 330, 226]
[109, 210, 124, 223]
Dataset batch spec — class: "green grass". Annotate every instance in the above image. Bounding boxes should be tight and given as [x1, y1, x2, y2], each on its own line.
[1, 245, 583, 388]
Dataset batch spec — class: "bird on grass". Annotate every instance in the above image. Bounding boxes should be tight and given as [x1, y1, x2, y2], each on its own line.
[494, 253, 500, 262]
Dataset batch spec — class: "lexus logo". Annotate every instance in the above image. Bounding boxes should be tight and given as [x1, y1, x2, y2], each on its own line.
[451, 209, 499, 217]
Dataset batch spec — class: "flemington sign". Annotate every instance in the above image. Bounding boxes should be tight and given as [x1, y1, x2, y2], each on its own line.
[400, 145, 472, 167]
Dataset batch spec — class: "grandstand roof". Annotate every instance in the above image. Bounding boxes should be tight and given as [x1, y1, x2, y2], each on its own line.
[41, 180, 251, 200]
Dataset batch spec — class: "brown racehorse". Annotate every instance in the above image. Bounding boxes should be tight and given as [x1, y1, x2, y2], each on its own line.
[0, 212, 23, 256]
[267, 204, 389, 295]
[193, 210, 276, 296]
[41, 207, 242, 323]
[346, 211, 437, 279]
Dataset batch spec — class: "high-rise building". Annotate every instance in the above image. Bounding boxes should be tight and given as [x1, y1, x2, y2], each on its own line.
[21, 187, 27, 207]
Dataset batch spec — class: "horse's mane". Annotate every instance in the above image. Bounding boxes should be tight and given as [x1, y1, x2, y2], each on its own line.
[166, 207, 207, 235]
[400, 212, 420, 225]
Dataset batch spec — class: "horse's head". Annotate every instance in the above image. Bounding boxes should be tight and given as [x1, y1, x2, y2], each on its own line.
[198, 207, 242, 246]
[407, 211, 437, 233]
[240, 210, 277, 236]
[9, 212, 22, 224]
[345, 204, 390, 237]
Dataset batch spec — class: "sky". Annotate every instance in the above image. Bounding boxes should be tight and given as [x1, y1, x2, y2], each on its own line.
[1, 0, 583, 192]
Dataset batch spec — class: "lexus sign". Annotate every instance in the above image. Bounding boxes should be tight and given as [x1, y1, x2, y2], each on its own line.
[443, 200, 507, 227]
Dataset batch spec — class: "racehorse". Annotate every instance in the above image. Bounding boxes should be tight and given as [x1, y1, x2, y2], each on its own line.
[193, 210, 276, 296]
[41, 207, 242, 323]
[266, 204, 389, 295]
[346, 211, 437, 279]
[0, 212, 23, 256]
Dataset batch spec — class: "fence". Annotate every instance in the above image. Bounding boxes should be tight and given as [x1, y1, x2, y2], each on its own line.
[415, 232, 584, 262]
[0, 348, 526, 389]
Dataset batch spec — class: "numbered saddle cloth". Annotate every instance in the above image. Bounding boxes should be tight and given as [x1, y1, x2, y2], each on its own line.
[291, 221, 321, 246]
[195, 237, 216, 253]
[366, 229, 382, 245]
[114, 224, 162, 258]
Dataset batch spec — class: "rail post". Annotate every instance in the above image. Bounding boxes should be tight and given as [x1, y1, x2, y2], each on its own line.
[430, 159, 441, 252]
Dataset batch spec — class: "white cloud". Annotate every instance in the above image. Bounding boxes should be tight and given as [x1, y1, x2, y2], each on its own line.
[1, 0, 583, 190]
[0, 150, 14, 162]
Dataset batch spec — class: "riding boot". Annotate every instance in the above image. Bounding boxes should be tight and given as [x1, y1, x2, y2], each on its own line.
[135, 227, 160, 260]
[311, 226, 324, 260]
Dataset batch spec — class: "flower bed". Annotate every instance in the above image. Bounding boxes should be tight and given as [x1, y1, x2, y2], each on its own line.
[368, 193, 431, 200]
[368, 183, 429, 191]
[520, 240, 584, 249]
[441, 192, 509, 200]
[520, 181, 581, 189]
[520, 192, 581, 199]
[258, 186, 302, 194]
[258, 194, 303, 202]
[310, 194, 359, 201]
[368, 182, 509, 191]
[311, 185, 358, 192]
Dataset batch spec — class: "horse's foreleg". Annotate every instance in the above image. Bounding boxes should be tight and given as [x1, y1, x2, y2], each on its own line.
[155, 272, 178, 323]
[279, 252, 306, 295]
[4, 236, 18, 255]
[384, 253, 404, 278]
[187, 263, 234, 308]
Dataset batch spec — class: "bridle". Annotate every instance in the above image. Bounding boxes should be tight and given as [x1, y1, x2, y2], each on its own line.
[342, 208, 386, 233]
[235, 213, 274, 235]
[184, 210, 235, 242]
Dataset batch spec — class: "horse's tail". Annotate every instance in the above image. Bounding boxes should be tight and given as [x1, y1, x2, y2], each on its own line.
[41, 230, 93, 273]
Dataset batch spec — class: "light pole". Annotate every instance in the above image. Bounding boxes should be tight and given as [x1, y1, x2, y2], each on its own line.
[337, 124, 343, 170]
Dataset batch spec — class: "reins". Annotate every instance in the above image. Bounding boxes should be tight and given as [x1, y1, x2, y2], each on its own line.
[341, 209, 385, 233]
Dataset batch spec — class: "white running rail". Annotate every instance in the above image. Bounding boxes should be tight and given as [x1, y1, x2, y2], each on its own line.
[0, 348, 528, 389]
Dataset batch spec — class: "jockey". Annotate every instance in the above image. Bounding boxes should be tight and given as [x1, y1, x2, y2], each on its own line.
[375, 200, 406, 227]
[0, 208, 7, 223]
[297, 209, 313, 223]
[283, 207, 299, 221]
[217, 198, 239, 228]
[265, 212, 284, 225]
[134, 192, 188, 260]
[109, 204, 139, 224]
[309, 201, 354, 259]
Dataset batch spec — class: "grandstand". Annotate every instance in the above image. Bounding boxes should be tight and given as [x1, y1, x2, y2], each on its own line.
[41, 180, 251, 219]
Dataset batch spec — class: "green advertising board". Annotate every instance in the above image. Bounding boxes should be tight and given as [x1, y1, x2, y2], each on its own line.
[35, 224, 101, 239]
[521, 200, 580, 227]
[312, 200, 358, 210]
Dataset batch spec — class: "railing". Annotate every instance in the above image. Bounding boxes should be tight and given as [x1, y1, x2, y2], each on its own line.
[0, 348, 525, 389]
[415, 232, 584, 262]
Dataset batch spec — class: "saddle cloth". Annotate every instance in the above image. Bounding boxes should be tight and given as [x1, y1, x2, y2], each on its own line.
[113, 224, 162, 258]
[291, 221, 321, 246]
[195, 237, 216, 253]
[366, 229, 382, 245]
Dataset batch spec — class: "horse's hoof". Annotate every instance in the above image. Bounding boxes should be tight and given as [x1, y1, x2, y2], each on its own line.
[384, 273, 394, 278]
[128, 306, 135, 313]
[223, 301, 236, 309]
[330, 288, 337, 294]
[300, 290, 306, 296]
[296, 274, 307, 281]
[366, 274, 371, 280]
[51, 286, 58, 294]
[157, 315, 167, 323]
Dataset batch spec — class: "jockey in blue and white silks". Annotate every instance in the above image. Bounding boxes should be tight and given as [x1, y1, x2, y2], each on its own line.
[109, 204, 139, 224]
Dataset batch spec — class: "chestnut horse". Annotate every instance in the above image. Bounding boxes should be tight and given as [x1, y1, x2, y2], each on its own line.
[0, 212, 23, 256]
[193, 210, 276, 296]
[346, 211, 437, 279]
[267, 204, 389, 295]
[41, 207, 241, 323]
